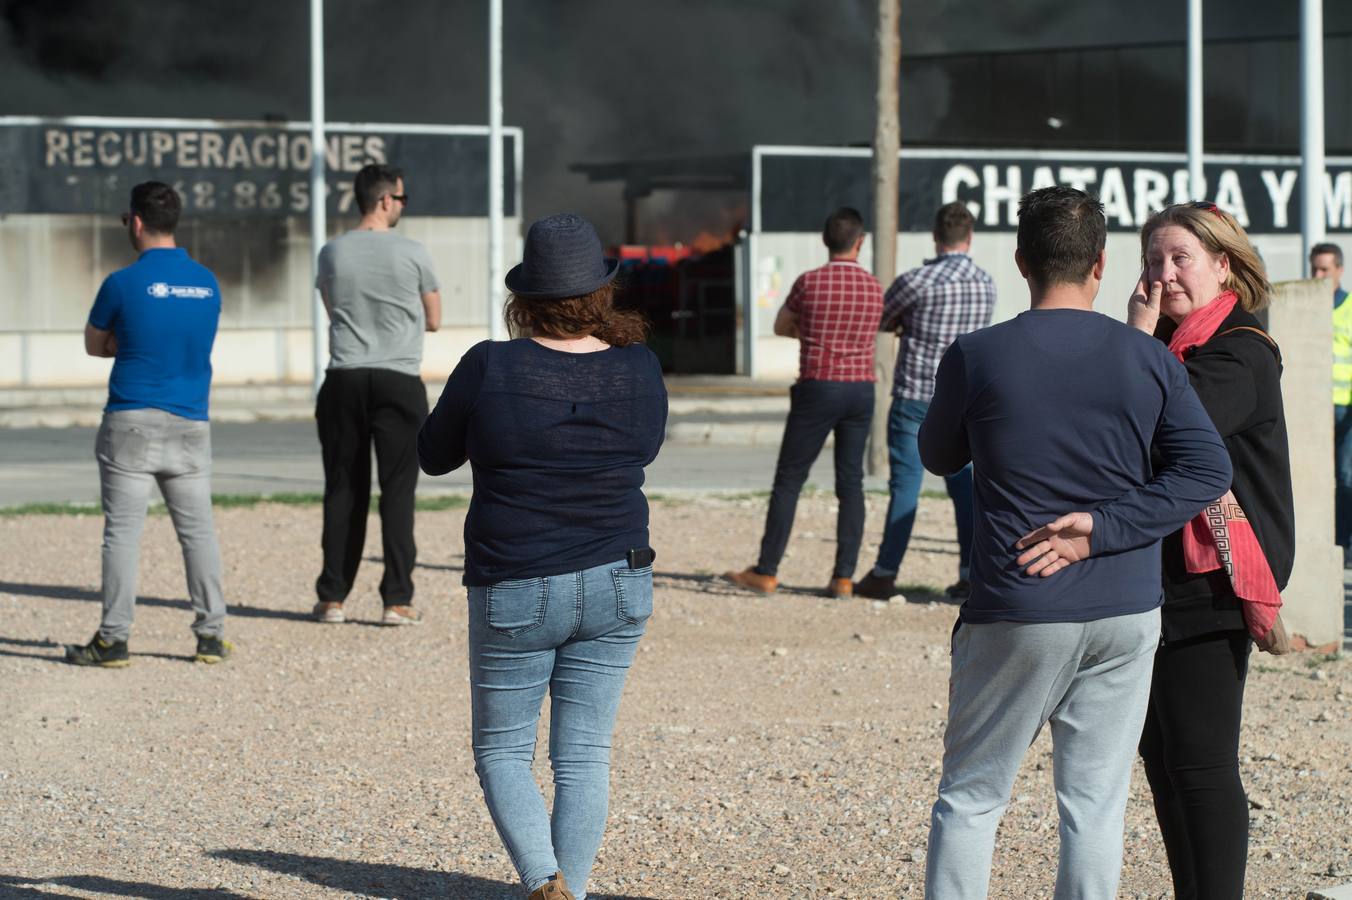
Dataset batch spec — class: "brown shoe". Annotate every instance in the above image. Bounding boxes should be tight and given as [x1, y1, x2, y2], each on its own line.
[853, 572, 897, 600]
[723, 567, 778, 594]
[827, 577, 853, 600]
[527, 872, 575, 900]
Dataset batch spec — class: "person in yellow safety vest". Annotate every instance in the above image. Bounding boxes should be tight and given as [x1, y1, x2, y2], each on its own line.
[1312, 242, 1351, 567]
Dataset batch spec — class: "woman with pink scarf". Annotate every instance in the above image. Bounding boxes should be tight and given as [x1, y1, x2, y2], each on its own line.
[1127, 202, 1294, 899]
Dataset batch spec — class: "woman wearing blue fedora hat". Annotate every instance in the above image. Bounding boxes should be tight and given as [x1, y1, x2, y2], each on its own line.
[418, 213, 667, 900]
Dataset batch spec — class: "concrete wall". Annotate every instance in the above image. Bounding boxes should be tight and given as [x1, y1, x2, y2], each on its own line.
[1267, 278, 1344, 650]
[751, 230, 1351, 380]
[0, 213, 518, 386]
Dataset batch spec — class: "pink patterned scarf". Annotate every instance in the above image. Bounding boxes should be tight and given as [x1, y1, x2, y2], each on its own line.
[1167, 291, 1283, 642]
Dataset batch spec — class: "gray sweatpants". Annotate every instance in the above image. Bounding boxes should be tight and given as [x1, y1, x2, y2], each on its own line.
[96, 409, 226, 642]
[925, 607, 1161, 900]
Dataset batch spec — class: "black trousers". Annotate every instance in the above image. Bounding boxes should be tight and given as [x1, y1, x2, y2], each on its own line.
[315, 367, 428, 606]
[1138, 630, 1252, 900]
[756, 380, 873, 579]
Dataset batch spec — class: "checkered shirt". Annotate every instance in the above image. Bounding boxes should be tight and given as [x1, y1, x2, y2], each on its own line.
[785, 260, 884, 382]
[882, 252, 996, 400]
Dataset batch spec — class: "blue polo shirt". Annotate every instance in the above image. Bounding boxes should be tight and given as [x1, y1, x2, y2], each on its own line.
[88, 247, 221, 421]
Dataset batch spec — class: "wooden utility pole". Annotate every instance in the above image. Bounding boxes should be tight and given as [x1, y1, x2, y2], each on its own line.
[869, 0, 900, 475]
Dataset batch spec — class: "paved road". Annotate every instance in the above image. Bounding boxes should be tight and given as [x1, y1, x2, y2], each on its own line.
[0, 421, 898, 506]
[4, 422, 1348, 647]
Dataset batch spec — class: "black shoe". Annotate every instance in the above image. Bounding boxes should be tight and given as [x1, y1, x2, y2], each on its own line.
[194, 635, 234, 664]
[853, 572, 898, 600]
[945, 579, 971, 600]
[65, 634, 130, 668]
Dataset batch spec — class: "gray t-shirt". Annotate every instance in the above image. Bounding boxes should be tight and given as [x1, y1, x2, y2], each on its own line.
[316, 230, 440, 376]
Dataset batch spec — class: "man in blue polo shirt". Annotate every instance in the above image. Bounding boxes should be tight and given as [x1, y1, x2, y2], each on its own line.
[65, 181, 231, 667]
[918, 188, 1231, 898]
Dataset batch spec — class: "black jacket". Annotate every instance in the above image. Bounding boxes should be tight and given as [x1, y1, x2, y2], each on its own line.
[1153, 305, 1295, 642]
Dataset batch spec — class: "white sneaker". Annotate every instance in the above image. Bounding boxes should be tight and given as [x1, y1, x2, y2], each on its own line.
[313, 601, 345, 624]
[381, 605, 422, 626]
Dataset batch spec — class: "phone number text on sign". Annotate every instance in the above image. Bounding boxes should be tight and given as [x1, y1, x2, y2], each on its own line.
[170, 179, 361, 215]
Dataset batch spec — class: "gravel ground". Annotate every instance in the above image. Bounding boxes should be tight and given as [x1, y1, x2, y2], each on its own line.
[1, 493, 1349, 899]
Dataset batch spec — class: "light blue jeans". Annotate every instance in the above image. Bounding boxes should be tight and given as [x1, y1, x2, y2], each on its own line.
[468, 558, 652, 898]
[873, 397, 973, 579]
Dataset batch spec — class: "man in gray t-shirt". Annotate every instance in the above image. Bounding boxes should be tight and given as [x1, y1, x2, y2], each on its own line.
[312, 163, 441, 628]
[319, 228, 438, 375]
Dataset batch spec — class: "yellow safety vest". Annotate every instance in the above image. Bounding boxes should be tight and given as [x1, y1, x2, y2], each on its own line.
[1334, 290, 1352, 406]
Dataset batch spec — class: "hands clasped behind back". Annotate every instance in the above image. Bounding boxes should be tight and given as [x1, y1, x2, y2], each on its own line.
[1014, 512, 1095, 577]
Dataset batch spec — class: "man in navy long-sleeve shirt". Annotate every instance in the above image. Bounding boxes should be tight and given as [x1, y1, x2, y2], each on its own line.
[919, 188, 1232, 900]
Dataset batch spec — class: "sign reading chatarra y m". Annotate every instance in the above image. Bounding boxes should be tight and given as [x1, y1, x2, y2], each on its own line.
[0, 120, 517, 218]
[757, 149, 1352, 235]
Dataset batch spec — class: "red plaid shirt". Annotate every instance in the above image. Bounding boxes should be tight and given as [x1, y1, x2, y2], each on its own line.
[785, 260, 884, 382]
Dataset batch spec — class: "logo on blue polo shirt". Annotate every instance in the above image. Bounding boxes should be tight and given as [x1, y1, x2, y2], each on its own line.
[147, 282, 214, 299]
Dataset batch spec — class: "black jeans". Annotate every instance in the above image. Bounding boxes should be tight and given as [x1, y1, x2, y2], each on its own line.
[315, 367, 428, 606]
[1138, 630, 1252, 900]
[756, 380, 873, 579]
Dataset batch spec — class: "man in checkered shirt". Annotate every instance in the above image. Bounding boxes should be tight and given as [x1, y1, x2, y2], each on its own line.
[725, 207, 883, 600]
[854, 202, 996, 601]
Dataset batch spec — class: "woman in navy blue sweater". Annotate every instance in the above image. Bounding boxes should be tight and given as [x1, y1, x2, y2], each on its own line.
[418, 214, 667, 900]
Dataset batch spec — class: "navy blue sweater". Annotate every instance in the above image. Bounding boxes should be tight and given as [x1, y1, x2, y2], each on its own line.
[417, 339, 668, 586]
[919, 309, 1233, 624]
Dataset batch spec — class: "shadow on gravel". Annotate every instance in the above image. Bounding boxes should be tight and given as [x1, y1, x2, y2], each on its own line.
[0, 581, 314, 622]
[365, 553, 465, 574]
[652, 571, 719, 589]
[0, 873, 246, 897]
[655, 570, 824, 598]
[0, 636, 205, 666]
[0, 636, 67, 664]
[656, 570, 851, 600]
[210, 849, 660, 899]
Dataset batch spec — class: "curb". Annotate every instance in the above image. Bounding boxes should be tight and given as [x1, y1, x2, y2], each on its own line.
[1308, 885, 1352, 899]
[0, 397, 795, 444]
[0, 406, 795, 447]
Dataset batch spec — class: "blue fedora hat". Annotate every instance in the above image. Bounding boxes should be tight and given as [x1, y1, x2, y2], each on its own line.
[505, 213, 619, 300]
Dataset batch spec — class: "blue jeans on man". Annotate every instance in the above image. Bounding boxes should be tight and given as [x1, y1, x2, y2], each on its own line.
[1336, 404, 1352, 560]
[870, 397, 973, 584]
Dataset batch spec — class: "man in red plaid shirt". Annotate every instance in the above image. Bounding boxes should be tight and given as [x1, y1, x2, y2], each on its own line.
[725, 207, 883, 599]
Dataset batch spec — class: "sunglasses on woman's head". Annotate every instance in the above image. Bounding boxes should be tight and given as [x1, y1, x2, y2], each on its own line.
[1186, 200, 1226, 219]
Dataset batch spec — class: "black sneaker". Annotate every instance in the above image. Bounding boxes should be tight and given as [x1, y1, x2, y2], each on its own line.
[194, 635, 234, 664]
[945, 579, 971, 600]
[65, 634, 130, 668]
[853, 572, 898, 600]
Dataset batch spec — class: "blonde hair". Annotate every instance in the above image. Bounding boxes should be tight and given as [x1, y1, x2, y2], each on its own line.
[1139, 203, 1271, 312]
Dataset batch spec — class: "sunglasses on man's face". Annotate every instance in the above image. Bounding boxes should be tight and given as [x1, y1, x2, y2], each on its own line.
[120, 212, 132, 226]
[387, 193, 409, 206]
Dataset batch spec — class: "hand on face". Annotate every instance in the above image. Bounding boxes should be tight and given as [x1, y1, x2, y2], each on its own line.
[1127, 274, 1163, 334]
[1144, 225, 1229, 323]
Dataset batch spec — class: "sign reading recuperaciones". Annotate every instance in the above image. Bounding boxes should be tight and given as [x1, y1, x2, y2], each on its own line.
[757, 150, 1352, 234]
[0, 121, 518, 218]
